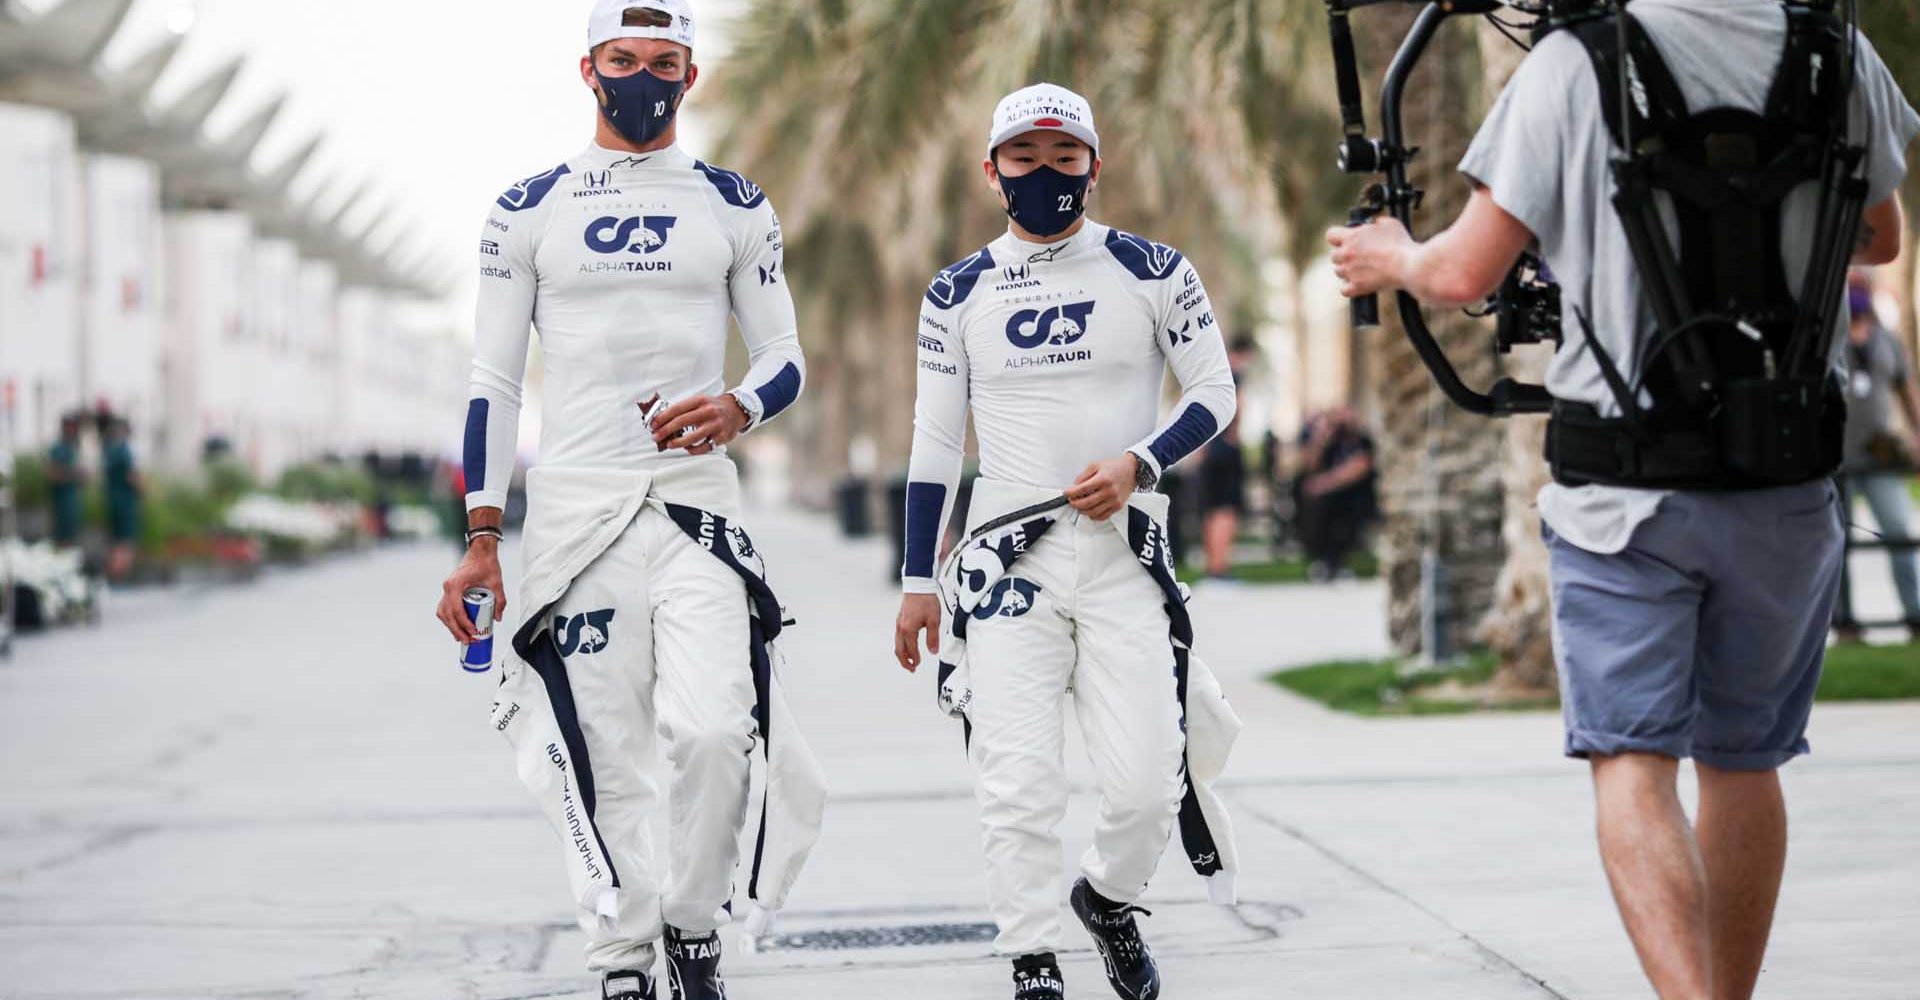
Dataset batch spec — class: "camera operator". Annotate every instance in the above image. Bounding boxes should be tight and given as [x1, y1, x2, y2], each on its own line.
[1328, 3, 1917, 999]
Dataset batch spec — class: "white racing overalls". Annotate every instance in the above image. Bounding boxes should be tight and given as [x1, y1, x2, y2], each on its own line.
[488, 460, 825, 972]
[936, 478, 1240, 956]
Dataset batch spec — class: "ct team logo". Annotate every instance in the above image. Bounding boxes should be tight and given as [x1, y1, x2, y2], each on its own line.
[972, 578, 1041, 621]
[585, 216, 678, 254]
[1006, 301, 1096, 350]
[554, 609, 617, 656]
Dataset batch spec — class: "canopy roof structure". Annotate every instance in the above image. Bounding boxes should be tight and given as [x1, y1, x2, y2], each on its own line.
[0, 0, 444, 297]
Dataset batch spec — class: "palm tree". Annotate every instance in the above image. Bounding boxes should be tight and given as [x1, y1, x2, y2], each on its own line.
[1340, 6, 1510, 660]
[711, 0, 1282, 500]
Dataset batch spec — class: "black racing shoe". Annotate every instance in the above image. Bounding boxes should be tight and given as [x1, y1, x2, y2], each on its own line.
[602, 968, 657, 1000]
[1012, 952, 1066, 1000]
[1069, 878, 1160, 1000]
[663, 925, 728, 1000]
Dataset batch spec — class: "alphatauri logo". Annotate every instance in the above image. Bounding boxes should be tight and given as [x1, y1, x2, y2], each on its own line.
[1006, 301, 1096, 350]
[585, 216, 677, 254]
[972, 578, 1041, 620]
[554, 609, 616, 656]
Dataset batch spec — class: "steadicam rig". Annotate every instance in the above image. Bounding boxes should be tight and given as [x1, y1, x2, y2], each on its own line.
[1325, 0, 1558, 417]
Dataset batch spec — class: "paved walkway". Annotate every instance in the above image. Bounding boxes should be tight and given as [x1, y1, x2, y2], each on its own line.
[1, 506, 1915, 999]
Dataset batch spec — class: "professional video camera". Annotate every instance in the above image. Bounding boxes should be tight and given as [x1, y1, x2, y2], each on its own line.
[1324, 0, 1868, 472]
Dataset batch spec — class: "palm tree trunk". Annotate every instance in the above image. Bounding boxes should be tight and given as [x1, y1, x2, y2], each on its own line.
[1359, 10, 1506, 658]
[1473, 22, 1558, 692]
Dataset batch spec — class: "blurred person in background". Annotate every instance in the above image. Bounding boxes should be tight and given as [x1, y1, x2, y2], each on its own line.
[1293, 407, 1377, 582]
[432, 3, 807, 998]
[101, 416, 142, 580]
[1838, 274, 1920, 642]
[895, 82, 1239, 1000]
[46, 415, 85, 549]
[1197, 336, 1258, 582]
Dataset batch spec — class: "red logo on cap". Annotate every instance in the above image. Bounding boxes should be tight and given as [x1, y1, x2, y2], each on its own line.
[1034, 117, 1065, 127]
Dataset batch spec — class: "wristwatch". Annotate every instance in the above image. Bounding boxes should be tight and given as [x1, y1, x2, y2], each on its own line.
[727, 388, 763, 432]
[1131, 452, 1159, 492]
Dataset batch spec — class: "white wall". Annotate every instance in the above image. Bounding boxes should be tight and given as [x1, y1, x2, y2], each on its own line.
[81, 153, 164, 460]
[161, 210, 254, 473]
[0, 102, 82, 454]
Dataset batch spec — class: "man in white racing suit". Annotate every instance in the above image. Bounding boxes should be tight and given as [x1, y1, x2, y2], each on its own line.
[892, 83, 1237, 1000]
[433, 3, 806, 998]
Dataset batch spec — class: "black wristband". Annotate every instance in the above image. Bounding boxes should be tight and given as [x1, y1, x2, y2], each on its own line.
[465, 526, 504, 546]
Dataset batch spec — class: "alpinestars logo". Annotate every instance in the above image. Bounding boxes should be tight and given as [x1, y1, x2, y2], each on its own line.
[1006, 301, 1095, 350]
[971, 578, 1041, 620]
[554, 609, 616, 656]
[726, 524, 765, 579]
[1028, 243, 1068, 264]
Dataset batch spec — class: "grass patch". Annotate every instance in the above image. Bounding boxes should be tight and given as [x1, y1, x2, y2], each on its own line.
[1819, 643, 1920, 700]
[1177, 550, 1379, 586]
[1273, 643, 1920, 716]
[1268, 652, 1533, 716]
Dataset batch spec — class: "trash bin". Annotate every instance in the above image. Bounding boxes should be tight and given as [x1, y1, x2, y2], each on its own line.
[837, 476, 872, 538]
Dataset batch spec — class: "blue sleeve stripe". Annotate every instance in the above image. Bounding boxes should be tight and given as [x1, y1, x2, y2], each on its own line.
[753, 362, 803, 422]
[902, 482, 949, 579]
[1148, 404, 1219, 471]
[463, 399, 490, 492]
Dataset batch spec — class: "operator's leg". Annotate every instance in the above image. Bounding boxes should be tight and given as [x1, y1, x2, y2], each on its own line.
[1069, 520, 1183, 905]
[965, 529, 1077, 957]
[642, 510, 757, 933]
[1691, 481, 1844, 1000]
[1591, 753, 1712, 1000]
[1546, 503, 1712, 1000]
[1694, 765, 1785, 1000]
[1857, 471, 1920, 621]
[548, 524, 664, 972]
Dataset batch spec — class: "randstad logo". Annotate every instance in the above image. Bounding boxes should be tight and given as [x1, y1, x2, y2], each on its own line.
[1006, 301, 1095, 350]
[972, 578, 1041, 621]
[585, 216, 677, 254]
[554, 609, 616, 656]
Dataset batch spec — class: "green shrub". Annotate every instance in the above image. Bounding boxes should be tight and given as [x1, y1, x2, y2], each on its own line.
[6, 454, 51, 509]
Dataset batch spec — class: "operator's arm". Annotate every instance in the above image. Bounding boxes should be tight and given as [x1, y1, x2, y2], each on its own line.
[726, 199, 805, 430]
[1327, 186, 1535, 308]
[1129, 258, 1238, 479]
[902, 298, 970, 593]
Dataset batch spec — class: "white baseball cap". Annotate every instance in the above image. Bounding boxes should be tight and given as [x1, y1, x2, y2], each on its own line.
[987, 83, 1099, 158]
[588, 0, 696, 51]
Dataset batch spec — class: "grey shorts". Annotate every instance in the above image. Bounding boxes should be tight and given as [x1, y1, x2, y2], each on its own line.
[1546, 481, 1845, 771]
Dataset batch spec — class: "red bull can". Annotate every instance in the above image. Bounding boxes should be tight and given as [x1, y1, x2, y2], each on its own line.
[461, 587, 496, 673]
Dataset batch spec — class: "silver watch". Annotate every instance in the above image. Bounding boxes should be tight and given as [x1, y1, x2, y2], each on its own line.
[728, 389, 763, 431]
[1131, 452, 1159, 492]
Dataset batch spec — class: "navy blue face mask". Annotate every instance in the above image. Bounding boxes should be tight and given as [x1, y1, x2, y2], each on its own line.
[998, 165, 1092, 238]
[594, 68, 686, 147]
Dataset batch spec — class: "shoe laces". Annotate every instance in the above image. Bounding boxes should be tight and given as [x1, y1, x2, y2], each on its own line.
[1091, 904, 1151, 966]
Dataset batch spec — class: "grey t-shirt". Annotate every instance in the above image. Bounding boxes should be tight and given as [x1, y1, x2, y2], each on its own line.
[1844, 323, 1914, 470]
[1460, 0, 1920, 552]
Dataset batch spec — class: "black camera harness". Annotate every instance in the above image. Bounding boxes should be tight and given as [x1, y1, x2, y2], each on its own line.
[1328, 0, 1871, 491]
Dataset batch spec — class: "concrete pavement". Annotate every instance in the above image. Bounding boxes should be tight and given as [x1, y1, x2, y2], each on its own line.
[1, 506, 1915, 999]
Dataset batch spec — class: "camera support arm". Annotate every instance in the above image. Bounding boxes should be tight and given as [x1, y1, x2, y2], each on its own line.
[1327, 0, 1554, 417]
